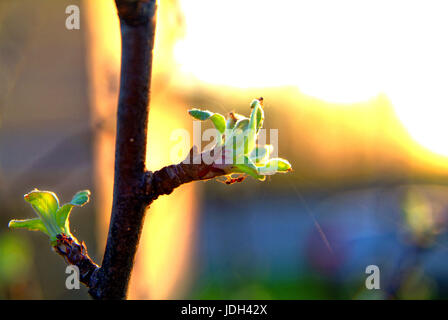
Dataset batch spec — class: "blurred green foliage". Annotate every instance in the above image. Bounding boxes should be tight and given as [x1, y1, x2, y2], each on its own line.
[0, 233, 31, 285]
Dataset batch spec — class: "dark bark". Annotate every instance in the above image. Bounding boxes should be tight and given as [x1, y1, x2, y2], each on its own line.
[144, 147, 226, 202]
[87, 0, 157, 300]
[53, 234, 99, 288]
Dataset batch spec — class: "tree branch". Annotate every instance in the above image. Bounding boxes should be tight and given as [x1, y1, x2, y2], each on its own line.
[87, 0, 157, 300]
[53, 234, 100, 288]
[143, 147, 227, 202]
[12, 0, 288, 300]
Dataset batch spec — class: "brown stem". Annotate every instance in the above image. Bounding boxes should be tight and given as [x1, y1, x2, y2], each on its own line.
[87, 0, 157, 300]
[53, 234, 100, 288]
[144, 147, 227, 202]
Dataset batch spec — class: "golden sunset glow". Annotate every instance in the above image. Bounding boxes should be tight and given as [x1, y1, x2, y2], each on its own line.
[83, 0, 448, 300]
[176, 0, 448, 157]
[84, 0, 196, 299]
[4, 0, 448, 301]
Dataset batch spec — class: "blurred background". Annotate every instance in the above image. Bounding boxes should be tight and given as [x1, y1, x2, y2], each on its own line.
[1, 0, 448, 299]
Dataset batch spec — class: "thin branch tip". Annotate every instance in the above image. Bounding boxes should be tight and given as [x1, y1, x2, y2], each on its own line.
[53, 234, 100, 288]
[143, 147, 227, 203]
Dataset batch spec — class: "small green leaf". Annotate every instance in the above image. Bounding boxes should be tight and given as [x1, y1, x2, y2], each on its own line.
[23, 190, 60, 236]
[249, 99, 264, 133]
[189, 108, 226, 134]
[70, 190, 90, 206]
[273, 158, 292, 172]
[250, 145, 273, 164]
[9, 189, 91, 243]
[56, 190, 91, 235]
[56, 205, 72, 234]
[8, 218, 49, 236]
[24, 190, 59, 219]
[188, 108, 213, 120]
[258, 158, 292, 175]
[250, 99, 264, 133]
[210, 113, 226, 134]
[245, 100, 263, 153]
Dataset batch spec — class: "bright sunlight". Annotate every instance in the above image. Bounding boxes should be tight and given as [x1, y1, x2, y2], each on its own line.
[175, 0, 448, 157]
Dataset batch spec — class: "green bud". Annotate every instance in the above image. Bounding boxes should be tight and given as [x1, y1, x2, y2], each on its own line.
[9, 189, 91, 244]
[188, 98, 292, 184]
